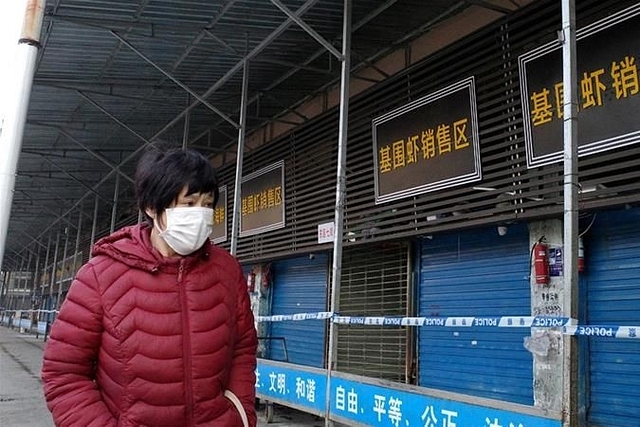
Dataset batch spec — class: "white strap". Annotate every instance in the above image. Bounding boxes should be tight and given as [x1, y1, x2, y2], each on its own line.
[224, 390, 249, 427]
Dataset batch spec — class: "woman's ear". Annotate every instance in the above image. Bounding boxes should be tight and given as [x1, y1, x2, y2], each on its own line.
[145, 207, 156, 219]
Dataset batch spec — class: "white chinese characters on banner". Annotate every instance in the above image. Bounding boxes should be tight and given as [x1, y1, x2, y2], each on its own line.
[256, 359, 559, 427]
[295, 377, 317, 403]
[336, 385, 536, 427]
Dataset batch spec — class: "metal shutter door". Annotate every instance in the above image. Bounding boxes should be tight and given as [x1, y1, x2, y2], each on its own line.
[585, 209, 640, 426]
[269, 254, 328, 368]
[418, 223, 533, 405]
[337, 243, 409, 382]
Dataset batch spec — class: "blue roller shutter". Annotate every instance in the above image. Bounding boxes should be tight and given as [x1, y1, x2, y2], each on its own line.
[584, 209, 640, 426]
[270, 254, 328, 368]
[418, 223, 533, 405]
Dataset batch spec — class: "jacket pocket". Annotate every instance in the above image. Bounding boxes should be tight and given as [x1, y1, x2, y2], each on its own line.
[224, 390, 249, 427]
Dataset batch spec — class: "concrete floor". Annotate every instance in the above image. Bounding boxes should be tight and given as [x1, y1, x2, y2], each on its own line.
[0, 326, 339, 427]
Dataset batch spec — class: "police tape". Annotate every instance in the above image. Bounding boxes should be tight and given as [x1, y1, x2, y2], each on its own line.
[563, 325, 640, 339]
[255, 312, 334, 322]
[331, 315, 575, 328]
[256, 313, 574, 327]
[5, 309, 639, 339]
[255, 312, 640, 339]
[1, 309, 59, 314]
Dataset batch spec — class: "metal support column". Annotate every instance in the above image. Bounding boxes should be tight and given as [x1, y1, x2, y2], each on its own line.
[74, 204, 83, 264]
[0, 271, 11, 312]
[230, 61, 249, 256]
[32, 241, 41, 313]
[90, 194, 99, 257]
[561, 1, 578, 426]
[11, 256, 26, 311]
[0, 0, 46, 272]
[40, 232, 52, 320]
[325, 1, 352, 425]
[20, 250, 33, 309]
[55, 228, 70, 310]
[48, 230, 60, 315]
[110, 174, 120, 234]
[0, 270, 7, 310]
[182, 96, 191, 150]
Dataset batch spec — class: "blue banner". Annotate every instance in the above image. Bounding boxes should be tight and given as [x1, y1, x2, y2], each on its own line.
[330, 376, 560, 427]
[256, 361, 327, 414]
[256, 360, 561, 427]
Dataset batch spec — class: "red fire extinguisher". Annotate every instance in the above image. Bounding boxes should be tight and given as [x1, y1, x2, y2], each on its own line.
[578, 237, 585, 273]
[533, 241, 550, 285]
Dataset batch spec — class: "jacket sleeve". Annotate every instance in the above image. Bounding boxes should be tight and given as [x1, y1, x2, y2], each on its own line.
[226, 266, 258, 427]
[41, 263, 117, 427]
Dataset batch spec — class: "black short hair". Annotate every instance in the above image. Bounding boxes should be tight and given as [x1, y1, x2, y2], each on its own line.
[135, 147, 219, 221]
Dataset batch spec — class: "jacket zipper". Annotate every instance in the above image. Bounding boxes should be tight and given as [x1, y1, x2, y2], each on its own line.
[177, 260, 195, 426]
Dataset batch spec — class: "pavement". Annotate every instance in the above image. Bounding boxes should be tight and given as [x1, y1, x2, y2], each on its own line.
[0, 326, 334, 427]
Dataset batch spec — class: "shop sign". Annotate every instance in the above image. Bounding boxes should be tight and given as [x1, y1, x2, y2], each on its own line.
[240, 161, 285, 237]
[519, 4, 640, 168]
[372, 76, 481, 204]
[210, 185, 227, 244]
[317, 221, 335, 244]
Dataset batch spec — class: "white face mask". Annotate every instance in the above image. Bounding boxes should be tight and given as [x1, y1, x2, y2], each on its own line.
[155, 207, 214, 255]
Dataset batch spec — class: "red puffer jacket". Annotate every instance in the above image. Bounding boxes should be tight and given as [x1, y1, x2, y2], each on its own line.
[42, 224, 257, 427]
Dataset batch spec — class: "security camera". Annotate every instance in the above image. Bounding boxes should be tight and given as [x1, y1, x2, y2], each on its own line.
[309, 253, 315, 260]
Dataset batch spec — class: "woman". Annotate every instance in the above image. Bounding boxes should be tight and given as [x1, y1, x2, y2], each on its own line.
[42, 148, 257, 426]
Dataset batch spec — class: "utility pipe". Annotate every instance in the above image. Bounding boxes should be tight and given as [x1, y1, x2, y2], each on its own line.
[0, 0, 46, 272]
[90, 194, 99, 257]
[230, 61, 249, 256]
[561, 1, 579, 426]
[325, 1, 352, 425]
[110, 174, 120, 234]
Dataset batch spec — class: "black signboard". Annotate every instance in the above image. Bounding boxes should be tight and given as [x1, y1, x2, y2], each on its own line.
[240, 161, 285, 237]
[210, 185, 227, 244]
[519, 4, 640, 168]
[372, 77, 481, 204]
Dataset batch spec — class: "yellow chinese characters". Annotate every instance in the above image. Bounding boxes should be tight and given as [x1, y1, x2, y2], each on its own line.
[241, 186, 283, 216]
[530, 54, 639, 127]
[213, 206, 225, 225]
[379, 117, 470, 174]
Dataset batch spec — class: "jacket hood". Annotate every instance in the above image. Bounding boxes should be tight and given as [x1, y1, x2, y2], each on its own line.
[91, 223, 209, 273]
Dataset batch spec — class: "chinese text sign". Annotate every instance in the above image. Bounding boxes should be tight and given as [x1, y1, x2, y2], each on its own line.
[240, 161, 285, 237]
[211, 185, 227, 243]
[520, 5, 640, 168]
[372, 76, 481, 204]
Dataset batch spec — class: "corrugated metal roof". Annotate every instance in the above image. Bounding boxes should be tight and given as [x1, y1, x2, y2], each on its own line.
[3, 0, 526, 269]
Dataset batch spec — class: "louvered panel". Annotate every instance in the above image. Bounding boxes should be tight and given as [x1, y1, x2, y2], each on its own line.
[207, 0, 640, 264]
[418, 223, 533, 405]
[583, 209, 640, 426]
[336, 243, 409, 382]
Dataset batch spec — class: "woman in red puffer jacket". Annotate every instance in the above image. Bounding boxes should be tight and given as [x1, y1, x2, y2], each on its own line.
[42, 148, 257, 427]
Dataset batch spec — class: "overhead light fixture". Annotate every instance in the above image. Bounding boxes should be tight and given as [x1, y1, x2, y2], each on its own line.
[579, 184, 606, 194]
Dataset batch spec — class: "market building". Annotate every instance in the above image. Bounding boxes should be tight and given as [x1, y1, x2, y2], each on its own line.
[1, 1, 639, 426]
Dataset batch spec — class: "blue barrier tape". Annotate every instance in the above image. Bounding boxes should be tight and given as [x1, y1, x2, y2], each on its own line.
[10, 309, 640, 339]
[2, 309, 59, 314]
[255, 311, 334, 322]
[256, 312, 640, 339]
[256, 312, 576, 327]
[331, 315, 574, 328]
[563, 325, 640, 339]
